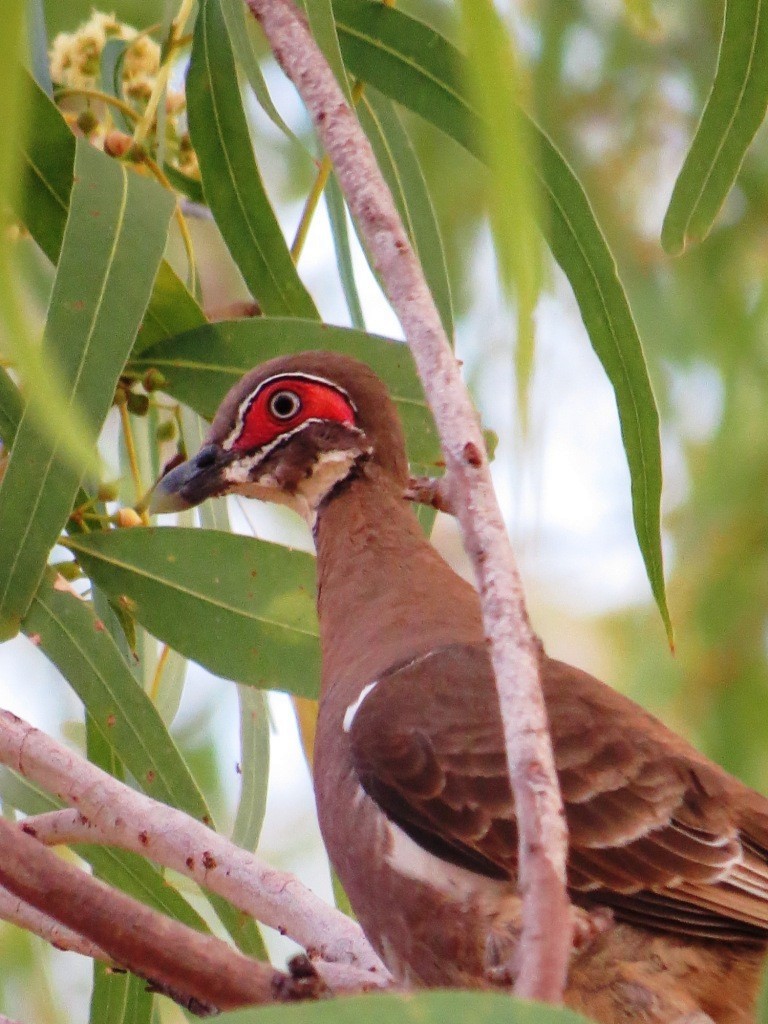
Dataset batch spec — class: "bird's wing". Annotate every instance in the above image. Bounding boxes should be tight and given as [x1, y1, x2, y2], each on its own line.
[348, 643, 768, 939]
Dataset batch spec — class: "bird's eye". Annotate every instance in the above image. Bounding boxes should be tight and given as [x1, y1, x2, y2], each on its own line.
[268, 389, 302, 420]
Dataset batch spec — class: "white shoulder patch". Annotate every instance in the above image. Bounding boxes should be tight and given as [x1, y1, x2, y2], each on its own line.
[343, 680, 378, 733]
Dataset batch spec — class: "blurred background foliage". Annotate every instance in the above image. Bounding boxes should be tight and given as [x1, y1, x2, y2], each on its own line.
[1, 0, 768, 1019]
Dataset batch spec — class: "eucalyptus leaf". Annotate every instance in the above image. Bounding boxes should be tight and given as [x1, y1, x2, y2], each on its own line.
[305, 0, 351, 101]
[662, 0, 768, 255]
[357, 90, 453, 340]
[100, 38, 132, 132]
[187, 0, 318, 318]
[17, 75, 206, 352]
[325, 174, 365, 330]
[0, 369, 23, 447]
[131, 318, 441, 473]
[24, 570, 210, 816]
[232, 685, 270, 850]
[219, 0, 304, 148]
[215, 991, 591, 1024]
[67, 528, 321, 697]
[0, 140, 174, 628]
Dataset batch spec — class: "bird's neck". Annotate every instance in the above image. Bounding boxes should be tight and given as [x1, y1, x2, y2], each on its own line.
[313, 464, 484, 700]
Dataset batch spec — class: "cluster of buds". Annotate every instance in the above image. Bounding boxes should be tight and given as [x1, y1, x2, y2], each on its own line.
[49, 10, 198, 179]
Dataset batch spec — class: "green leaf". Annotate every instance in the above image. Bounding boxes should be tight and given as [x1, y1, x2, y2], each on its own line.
[457, 0, 541, 415]
[333, 0, 671, 641]
[215, 990, 591, 1024]
[219, 0, 304, 148]
[91, 965, 153, 1024]
[67, 528, 321, 697]
[304, 0, 352, 101]
[232, 685, 270, 850]
[0, 140, 175, 628]
[162, 162, 206, 205]
[661, 0, 768, 255]
[325, 174, 366, 329]
[17, 75, 206, 350]
[0, 369, 23, 447]
[23, 571, 211, 817]
[187, 0, 318, 319]
[100, 38, 132, 133]
[358, 90, 454, 340]
[26, 0, 53, 98]
[0, 7, 98, 494]
[134, 260, 207, 354]
[130, 318, 441, 472]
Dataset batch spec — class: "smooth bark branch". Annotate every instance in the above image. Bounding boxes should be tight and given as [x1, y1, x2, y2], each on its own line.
[0, 884, 109, 960]
[0, 709, 389, 982]
[243, 0, 572, 1001]
[0, 816, 291, 1013]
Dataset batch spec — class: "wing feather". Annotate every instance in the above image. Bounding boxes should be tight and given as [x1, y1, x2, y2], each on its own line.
[349, 642, 768, 938]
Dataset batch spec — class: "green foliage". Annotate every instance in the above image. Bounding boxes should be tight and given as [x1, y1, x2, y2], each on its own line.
[0, 139, 173, 631]
[662, 0, 768, 254]
[218, 991, 592, 1024]
[187, 0, 318, 317]
[67, 528, 321, 694]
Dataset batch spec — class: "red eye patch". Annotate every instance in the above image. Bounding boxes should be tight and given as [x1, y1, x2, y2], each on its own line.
[229, 375, 357, 452]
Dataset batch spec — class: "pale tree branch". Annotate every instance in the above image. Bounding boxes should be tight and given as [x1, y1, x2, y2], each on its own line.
[242, 0, 571, 1001]
[0, 710, 390, 986]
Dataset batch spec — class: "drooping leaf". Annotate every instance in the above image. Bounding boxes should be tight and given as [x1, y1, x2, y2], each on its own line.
[130, 318, 441, 473]
[662, 0, 768, 255]
[67, 528, 321, 697]
[0, 6, 103, 491]
[219, 0, 304, 148]
[232, 685, 270, 850]
[24, 571, 210, 816]
[457, 0, 541, 418]
[325, 174, 366, 330]
[0, 369, 23, 447]
[16, 75, 206, 351]
[357, 90, 453, 341]
[304, 0, 352, 101]
[26, 0, 53, 98]
[0, 140, 175, 631]
[332, 0, 671, 641]
[187, 0, 318, 319]
[100, 38, 132, 133]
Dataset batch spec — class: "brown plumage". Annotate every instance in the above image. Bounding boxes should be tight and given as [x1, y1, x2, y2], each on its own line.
[153, 351, 768, 1023]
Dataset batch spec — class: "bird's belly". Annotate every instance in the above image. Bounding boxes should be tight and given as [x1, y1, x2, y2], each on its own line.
[318, 777, 518, 988]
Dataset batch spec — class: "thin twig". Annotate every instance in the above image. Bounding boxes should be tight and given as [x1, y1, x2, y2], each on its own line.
[0, 710, 389, 981]
[243, 0, 572, 1001]
[404, 475, 456, 516]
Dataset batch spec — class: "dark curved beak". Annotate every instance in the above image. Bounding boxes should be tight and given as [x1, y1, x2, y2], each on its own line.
[149, 444, 229, 513]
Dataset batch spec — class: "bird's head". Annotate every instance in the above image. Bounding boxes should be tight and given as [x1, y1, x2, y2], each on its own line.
[151, 351, 409, 519]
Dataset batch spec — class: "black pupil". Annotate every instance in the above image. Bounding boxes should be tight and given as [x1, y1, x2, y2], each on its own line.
[271, 391, 300, 419]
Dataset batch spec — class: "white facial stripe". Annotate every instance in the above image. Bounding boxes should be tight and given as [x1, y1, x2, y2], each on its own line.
[223, 372, 358, 451]
[221, 417, 365, 480]
[343, 681, 378, 732]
